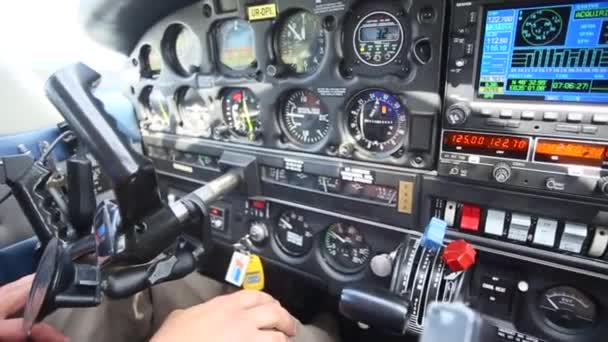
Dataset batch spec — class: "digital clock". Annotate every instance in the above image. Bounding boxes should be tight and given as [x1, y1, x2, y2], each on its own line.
[442, 131, 530, 160]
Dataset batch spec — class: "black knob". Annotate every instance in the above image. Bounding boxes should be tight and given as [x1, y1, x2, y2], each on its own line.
[492, 163, 511, 183]
[446, 103, 471, 126]
[597, 177, 608, 195]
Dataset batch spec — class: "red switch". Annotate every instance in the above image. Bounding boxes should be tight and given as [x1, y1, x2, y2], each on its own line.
[460, 204, 481, 231]
[443, 240, 477, 272]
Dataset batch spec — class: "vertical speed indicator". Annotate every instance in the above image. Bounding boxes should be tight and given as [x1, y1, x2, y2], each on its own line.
[280, 89, 330, 145]
[346, 89, 407, 154]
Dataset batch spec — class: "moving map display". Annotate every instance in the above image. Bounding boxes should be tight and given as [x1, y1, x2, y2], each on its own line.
[478, 2, 608, 103]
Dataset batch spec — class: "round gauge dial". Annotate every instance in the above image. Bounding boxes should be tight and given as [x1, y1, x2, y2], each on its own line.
[323, 223, 371, 272]
[275, 211, 315, 256]
[277, 11, 326, 75]
[346, 89, 407, 153]
[139, 45, 162, 78]
[539, 286, 597, 331]
[354, 11, 404, 66]
[142, 87, 171, 132]
[280, 89, 330, 145]
[174, 26, 201, 75]
[221, 89, 262, 139]
[217, 19, 256, 71]
[177, 87, 218, 138]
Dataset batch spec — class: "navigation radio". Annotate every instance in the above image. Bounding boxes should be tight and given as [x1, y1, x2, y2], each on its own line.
[441, 0, 608, 199]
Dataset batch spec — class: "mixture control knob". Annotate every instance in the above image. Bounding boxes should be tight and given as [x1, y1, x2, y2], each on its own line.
[597, 177, 608, 195]
[445, 103, 471, 126]
[249, 222, 269, 243]
[492, 163, 512, 183]
[443, 240, 477, 272]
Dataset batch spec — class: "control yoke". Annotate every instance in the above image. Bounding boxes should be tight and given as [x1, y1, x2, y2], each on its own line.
[22, 63, 256, 335]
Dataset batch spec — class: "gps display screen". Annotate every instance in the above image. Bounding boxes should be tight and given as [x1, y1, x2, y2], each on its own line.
[478, 2, 608, 103]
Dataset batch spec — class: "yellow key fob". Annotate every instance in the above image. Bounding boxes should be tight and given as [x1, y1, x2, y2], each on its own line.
[243, 254, 265, 291]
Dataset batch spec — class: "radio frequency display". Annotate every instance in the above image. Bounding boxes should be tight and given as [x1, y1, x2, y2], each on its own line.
[478, 1, 608, 103]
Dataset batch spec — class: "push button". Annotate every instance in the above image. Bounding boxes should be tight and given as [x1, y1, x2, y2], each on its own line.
[567, 113, 583, 123]
[543, 112, 559, 121]
[499, 110, 513, 119]
[460, 204, 481, 231]
[559, 222, 588, 253]
[485, 210, 506, 236]
[582, 126, 598, 134]
[592, 114, 608, 124]
[508, 214, 531, 242]
[533, 218, 558, 247]
[521, 111, 536, 120]
[555, 124, 580, 133]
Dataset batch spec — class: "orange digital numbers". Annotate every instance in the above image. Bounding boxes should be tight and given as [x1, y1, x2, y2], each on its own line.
[536, 140, 606, 161]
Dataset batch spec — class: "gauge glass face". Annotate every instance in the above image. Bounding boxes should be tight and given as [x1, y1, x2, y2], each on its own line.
[221, 89, 262, 138]
[277, 11, 326, 75]
[346, 89, 407, 153]
[217, 19, 256, 71]
[280, 89, 330, 145]
[175, 27, 201, 74]
[140, 45, 162, 78]
[354, 11, 404, 66]
[142, 88, 171, 132]
[275, 211, 315, 256]
[539, 286, 597, 331]
[323, 223, 371, 271]
[177, 88, 218, 138]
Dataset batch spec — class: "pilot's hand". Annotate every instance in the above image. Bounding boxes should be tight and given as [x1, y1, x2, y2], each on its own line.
[151, 289, 297, 342]
[0, 274, 68, 342]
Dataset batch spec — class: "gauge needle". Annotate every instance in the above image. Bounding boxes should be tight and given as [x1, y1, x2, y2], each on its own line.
[546, 297, 559, 310]
[359, 105, 366, 138]
[158, 99, 170, 121]
[329, 231, 347, 243]
[288, 24, 304, 41]
[241, 91, 254, 132]
[370, 99, 380, 118]
[280, 218, 293, 229]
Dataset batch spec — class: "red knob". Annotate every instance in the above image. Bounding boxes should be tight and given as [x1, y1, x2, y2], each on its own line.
[443, 240, 477, 272]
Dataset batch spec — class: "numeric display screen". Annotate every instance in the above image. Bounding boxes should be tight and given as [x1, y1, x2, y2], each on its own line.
[443, 131, 530, 160]
[534, 139, 608, 168]
[477, 1, 608, 103]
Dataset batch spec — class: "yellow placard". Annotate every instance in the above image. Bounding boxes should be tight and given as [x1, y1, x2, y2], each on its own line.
[247, 4, 277, 21]
[398, 181, 414, 214]
[243, 255, 265, 291]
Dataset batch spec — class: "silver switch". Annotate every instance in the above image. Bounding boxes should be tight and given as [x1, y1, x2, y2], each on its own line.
[559, 223, 588, 253]
[485, 210, 506, 236]
[533, 218, 558, 247]
[508, 214, 531, 242]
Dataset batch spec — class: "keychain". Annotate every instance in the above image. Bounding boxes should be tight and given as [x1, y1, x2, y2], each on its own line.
[225, 235, 253, 287]
[225, 235, 266, 290]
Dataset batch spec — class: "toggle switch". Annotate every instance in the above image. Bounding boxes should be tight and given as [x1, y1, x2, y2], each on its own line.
[460, 204, 481, 232]
[559, 222, 588, 253]
[508, 214, 531, 242]
[588, 227, 608, 257]
[533, 218, 558, 247]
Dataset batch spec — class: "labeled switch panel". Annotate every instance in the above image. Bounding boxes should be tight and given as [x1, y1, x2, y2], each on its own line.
[432, 199, 608, 261]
